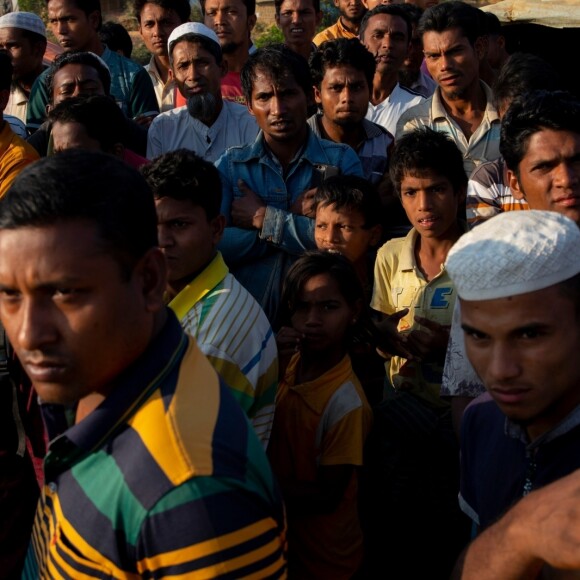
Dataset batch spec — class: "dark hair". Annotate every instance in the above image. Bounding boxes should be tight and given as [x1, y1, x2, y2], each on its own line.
[313, 175, 383, 228]
[500, 90, 580, 175]
[99, 21, 133, 58]
[389, 127, 467, 196]
[274, 0, 319, 15]
[47, 94, 129, 151]
[134, 0, 191, 23]
[360, 4, 412, 43]
[0, 50, 12, 91]
[281, 250, 364, 321]
[53, 0, 103, 30]
[492, 52, 562, 112]
[0, 150, 158, 277]
[46, 51, 112, 101]
[418, 1, 483, 46]
[399, 2, 423, 26]
[309, 38, 375, 91]
[558, 272, 580, 318]
[142, 149, 222, 220]
[241, 44, 312, 105]
[169, 33, 222, 64]
[201, 0, 255, 17]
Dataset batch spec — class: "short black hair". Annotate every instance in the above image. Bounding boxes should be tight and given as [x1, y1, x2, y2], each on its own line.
[360, 4, 412, 44]
[46, 51, 112, 102]
[0, 50, 12, 91]
[0, 150, 158, 277]
[241, 44, 312, 105]
[389, 127, 467, 197]
[313, 175, 383, 228]
[142, 149, 223, 220]
[274, 0, 319, 15]
[418, 1, 483, 46]
[51, 0, 103, 30]
[169, 33, 222, 64]
[483, 11, 501, 36]
[134, 0, 191, 23]
[500, 90, 580, 176]
[99, 21, 133, 58]
[47, 94, 129, 152]
[309, 38, 375, 92]
[201, 0, 256, 17]
[399, 2, 423, 26]
[492, 52, 562, 112]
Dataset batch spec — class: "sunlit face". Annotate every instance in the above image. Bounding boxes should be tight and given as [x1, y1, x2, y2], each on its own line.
[47, 0, 99, 52]
[422, 27, 483, 100]
[0, 221, 163, 405]
[248, 68, 308, 144]
[275, 0, 321, 50]
[509, 129, 580, 226]
[291, 272, 359, 356]
[204, 0, 256, 53]
[361, 13, 409, 75]
[461, 285, 580, 441]
[170, 40, 225, 101]
[333, 0, 366, 25]
[315, 202, 380, 265]
[139, 3, 182, 58]
[155, 197, 223, 294]
[0, 27, 45, 80]
[399, 170, 461, 239]
[314, 65, 370, 127]
[51, 63, 105, 106]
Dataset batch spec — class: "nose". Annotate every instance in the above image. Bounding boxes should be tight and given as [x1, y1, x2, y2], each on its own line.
[270, 94, 286, 116]
[291, 10, 300, 23]
[326, 224, 341, 243]
[486, 343, 521, 384]
[340, 86, 354, 104]
[417, 190, 432, 211]
[56, 20, 68, 35]
[17, 298, 58, 353]
[213, 9, 225, 25]
[305, 307, 321, 327]
[157, 225, 173, 248]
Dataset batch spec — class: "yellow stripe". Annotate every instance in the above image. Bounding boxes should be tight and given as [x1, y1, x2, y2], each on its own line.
[239, 556, 288, 580]
[137, 518, 278, 572]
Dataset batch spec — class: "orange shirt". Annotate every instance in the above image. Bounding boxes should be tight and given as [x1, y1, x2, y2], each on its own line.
[0, 121, 38, 198]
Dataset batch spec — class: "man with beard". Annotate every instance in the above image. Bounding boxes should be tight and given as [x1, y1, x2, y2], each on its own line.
[203, 0, 256, 104]
[313, 0, 366, 45]
[146, 22, 258, 161]
[360, 4, 424, 137]
[396, 1, 500, 177]
[308, 37, 392, 186]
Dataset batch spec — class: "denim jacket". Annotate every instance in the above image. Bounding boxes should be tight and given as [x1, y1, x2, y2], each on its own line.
[216, 128, 363, 324]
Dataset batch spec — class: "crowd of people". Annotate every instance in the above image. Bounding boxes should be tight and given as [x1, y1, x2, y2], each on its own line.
[0, 0, 579, 577]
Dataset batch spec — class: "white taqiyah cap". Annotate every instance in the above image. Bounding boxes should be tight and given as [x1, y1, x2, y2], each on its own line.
[445, 210, 580, 301]
[0, 11, 46, 37]
[167, 22, 220, 55]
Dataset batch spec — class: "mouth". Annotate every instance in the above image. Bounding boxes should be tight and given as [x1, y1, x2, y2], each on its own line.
[491, 387, 531, 405]
[24, 360, 68, 382]
[185, 85, 206, 95]
[439, 74, 460, 85]
[417, 215, 440, 228]
[270, 119, 293, 130]
[554, 195, 580, 208]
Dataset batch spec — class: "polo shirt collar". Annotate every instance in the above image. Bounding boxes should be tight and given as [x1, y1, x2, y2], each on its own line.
[432, 81, 499, 123]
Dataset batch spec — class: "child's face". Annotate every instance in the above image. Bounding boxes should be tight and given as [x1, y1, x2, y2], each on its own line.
[315, 203, 381, 265]
[291, 273, 359, 355]
[399, 170, 461, 238]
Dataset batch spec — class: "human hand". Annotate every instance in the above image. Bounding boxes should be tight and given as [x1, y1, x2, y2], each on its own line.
[290, 187, 317, 218]
[276, 326, 303, 378]
[232, 180, 267, 229]
[372, 309, 415, 359]
[133, 113, 157, 128]
[405, 316, 450, 362]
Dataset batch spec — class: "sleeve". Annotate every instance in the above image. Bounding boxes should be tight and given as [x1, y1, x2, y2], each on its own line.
[0, 149, 38, 198]
[128, 67, 160, 119]
[26, 73, 50, 132]
[395, 108, 423, 140]
[136, 477, 287, 577]
[259, 208, 317, 255]
[146, 116, 163, 159]
[339, 146, 364, 177]
[370, 244, 396, 315]
[218, 227, 269, 267]
[465, 176, 503, 229]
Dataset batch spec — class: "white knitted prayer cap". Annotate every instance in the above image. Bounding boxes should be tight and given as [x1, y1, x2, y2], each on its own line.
[167, 22, 220, 56]
[446, 210, 580, 301]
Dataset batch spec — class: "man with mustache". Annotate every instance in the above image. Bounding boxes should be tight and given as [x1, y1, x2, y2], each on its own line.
[396, 0, 500, 177]
[146, 22, 258, 161]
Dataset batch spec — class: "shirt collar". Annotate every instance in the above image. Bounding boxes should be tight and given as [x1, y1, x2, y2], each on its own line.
[432, 81, 499, 122]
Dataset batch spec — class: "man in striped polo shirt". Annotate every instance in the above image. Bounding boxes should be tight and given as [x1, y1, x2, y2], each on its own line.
[0, 150, 286, 579]
[143, 149, 279, 448]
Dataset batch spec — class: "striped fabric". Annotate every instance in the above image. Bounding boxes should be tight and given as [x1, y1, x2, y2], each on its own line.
[169, 253, 278, 448]
[22, 312, 286, 579]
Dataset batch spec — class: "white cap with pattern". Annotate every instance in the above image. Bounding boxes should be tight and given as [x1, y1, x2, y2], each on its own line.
[0, 11, 46, 37]
[167, 22, 220, 55]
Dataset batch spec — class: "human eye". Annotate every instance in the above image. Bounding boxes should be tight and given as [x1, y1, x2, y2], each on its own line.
[340, 224, 354, 232]
[49, 17, 58, 25]
[0, 287, 21, 302]
[402, 189, 416, 197]
[170, 219, 189, 230]
[463, 327, 488, 342]
[323, 301, 340, 311]
[315, 222, 327, 230]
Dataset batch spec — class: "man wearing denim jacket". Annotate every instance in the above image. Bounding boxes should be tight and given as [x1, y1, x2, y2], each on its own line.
[216, 44, 363, 324]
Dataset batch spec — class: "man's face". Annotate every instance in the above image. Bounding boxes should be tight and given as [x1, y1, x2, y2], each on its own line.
[362, 0, 395, 10]
[399, 170, 460, 239]
[422, 27, 482, 100]
[47, 0, 99, 52]
[362, 13, 409, 75]
[314, 64, 369, 127]
[51, 63, 105, 107]
[275, 0, 321, 49]
[333, 0, 365, 25]
[171, 40, 225, 102]
[204, 0, 255, 54]
[52, 120, 101, 153]
[0, 222, 161, 405]
[249, 68, 308, 143]
[315, 202, 380, 265]
[155, 197, 224, 289]
[461, 285, 580, 441]
[509, 129, 580, 226]
[139, 3, 182, 58]
[0, 27, 45, 80]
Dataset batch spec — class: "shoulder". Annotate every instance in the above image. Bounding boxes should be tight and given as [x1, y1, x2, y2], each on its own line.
[469, 157, 505, 187]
